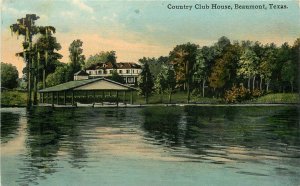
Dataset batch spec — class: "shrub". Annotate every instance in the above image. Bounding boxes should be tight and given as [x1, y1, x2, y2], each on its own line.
[224, 86, 251, 103]
[251, 89, 265, 98]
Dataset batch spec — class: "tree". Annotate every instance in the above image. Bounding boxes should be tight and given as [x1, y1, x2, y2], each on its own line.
[138, 62, 154, 104]
[281, 60, 297, 92]
[155, 65, 176, 103]
[35, 26, 62, 89]
[85, 51, 116, 69]
[193, 47, 212, 97]
[10, 14, 40, 106]
[1, 62, 19, 89]
[258, 44, 277, 91]
[110, 70, 125, 84]
[237, 48, 258, 90]
[169, 43, 198, 103]
[138, 56, 169, 79]
[208, 43, 240, 97]
[69, 39, 85, 74]
[46, 65, 70, 87]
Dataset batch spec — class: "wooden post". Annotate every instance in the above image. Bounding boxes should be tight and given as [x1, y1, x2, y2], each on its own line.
[102, 91, 104, 105]
[123, 91, 126, 105]
[72, 91, 74, 106]
[116, 91, 119, 107]
[130, 90, 133, 105]
[85, 91, 88, 102]
[63, 91, 66, 105]
[56, 92, 59, 105]
[93, 91, 96, 104]
[52, 92, 54, 107]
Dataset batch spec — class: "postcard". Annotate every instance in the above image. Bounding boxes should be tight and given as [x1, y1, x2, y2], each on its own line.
[1, 0, 299, 185]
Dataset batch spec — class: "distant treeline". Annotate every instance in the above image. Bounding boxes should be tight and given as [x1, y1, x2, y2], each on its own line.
[137, 36, 299, 101]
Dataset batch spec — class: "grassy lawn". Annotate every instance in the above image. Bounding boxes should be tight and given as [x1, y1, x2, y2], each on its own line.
[1, 90, 298, 106]
[133, 91, 221, 104]
[1, 90, 28, 107]
[249, 93, 299, 104]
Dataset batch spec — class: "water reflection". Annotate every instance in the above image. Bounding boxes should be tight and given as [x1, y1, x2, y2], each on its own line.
[1, 106, 299, 186]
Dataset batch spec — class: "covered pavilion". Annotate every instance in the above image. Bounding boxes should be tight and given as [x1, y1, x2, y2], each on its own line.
[38, 78, 137, 107]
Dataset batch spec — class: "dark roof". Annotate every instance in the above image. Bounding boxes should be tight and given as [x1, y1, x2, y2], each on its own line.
[74, 70, 89, 76]
[86, 62, 141, 70]
[38, 78, 136, 93]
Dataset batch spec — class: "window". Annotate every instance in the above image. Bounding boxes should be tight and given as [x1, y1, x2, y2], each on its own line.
[132, 70, 134, 73]
[119, 70, 123, 74]
[126, 70, 130, 74]
[128, 77, 134, 83]
[110, 70, 113, 74]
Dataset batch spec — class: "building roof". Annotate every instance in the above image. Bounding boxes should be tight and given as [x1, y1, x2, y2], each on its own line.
[39, 78, 136, 93]
[86, 62, 141, 70]
[74, 70, 89, 76]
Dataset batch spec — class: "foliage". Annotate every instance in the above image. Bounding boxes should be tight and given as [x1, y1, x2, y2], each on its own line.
[109, 70, 125, 84]
[154, 65, 176, 103]
[85, 51, 117, 69]
[138, 62, 154, 103]
[69, 39, 85, 73]
[46, 65, 70, 87]
[1, 62, 19, 89]
[224, 86, 251, 103]
[1, 90, 27, 106]
[281, 60, 297, 92]
[169, 43, 198, 89]
[139, 56, 169, 79]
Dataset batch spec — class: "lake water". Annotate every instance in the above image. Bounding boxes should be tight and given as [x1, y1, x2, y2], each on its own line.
[1, 106, 300, 186]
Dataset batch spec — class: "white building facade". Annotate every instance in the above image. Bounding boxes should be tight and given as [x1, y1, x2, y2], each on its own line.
[82, 62, 142, 85]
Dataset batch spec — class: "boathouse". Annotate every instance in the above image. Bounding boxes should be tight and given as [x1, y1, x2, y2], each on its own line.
[38, 78, 137, 107]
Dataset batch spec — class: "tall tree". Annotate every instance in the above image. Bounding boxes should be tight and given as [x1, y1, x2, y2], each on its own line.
[281, 60, 297, 92]
[10, 14, 40, 106]
[169, 43, 198, 103]
[237, 48, 258, 90]
[69, 39, 85, 75]
[36, 26, 62, 89]
[1, 62, 19, 89]
[193, 47, 214, 97]
[258, 44, 277, 91]
[138, 62, 154, 104]
[155, 65, 176, 103]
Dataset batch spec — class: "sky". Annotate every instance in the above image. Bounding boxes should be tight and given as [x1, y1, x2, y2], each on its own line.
[1, 0, 300, 75]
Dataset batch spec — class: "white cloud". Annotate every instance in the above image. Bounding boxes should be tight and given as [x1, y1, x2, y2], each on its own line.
[72, 0, 94, 13]
[61, 11, 75, 18]
[2, 4, 27, 16]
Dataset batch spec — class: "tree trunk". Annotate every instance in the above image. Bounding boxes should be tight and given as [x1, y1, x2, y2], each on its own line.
[247, 77, 251, 90]
[202, 79, 206, 97]
[187, 79, 190, 104]
[290, 81, 294, 92]
[43, 69, 46, 89]
[266, 81, 270, 92]
[260, 77, 263, 90]
[169, 92, 172, 104]
[145, 92, 148, 104]
[252, 76, 256, 91]
[27, 58, 32, 107]
[33, 75, 37, 105]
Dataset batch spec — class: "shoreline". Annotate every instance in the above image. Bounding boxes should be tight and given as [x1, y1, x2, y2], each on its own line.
[1, 102, 299, 108]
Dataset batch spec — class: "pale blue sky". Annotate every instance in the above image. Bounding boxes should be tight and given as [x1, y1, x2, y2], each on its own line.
[1, 0, 299, 74]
